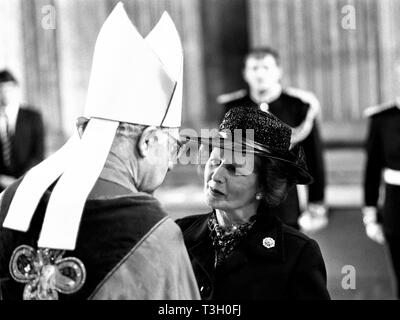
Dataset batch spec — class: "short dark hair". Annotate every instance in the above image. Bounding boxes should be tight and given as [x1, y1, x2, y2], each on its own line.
[255, 155, 295, 208]
[244, 47, 281, 66]
[0, 70, 18, 84]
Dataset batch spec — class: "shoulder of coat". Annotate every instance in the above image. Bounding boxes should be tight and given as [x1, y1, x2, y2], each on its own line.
[284, 87, 319, 104]
[216, 89, 247, 104]
[284, 86, 320, 109]
[363, 100, 397, 118]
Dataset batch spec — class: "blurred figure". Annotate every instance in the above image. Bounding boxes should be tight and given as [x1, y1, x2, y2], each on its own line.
[363, 95, 400, 299]
[217, 47, 327, 232]
[0, 70, 44, 191]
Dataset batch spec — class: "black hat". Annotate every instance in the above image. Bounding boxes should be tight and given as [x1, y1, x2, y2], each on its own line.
[186, 106, 313, 185]
[0, 70, 17, 84]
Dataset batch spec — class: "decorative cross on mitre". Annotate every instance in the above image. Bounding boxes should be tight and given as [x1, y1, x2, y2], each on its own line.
[2, 2, 183, 250]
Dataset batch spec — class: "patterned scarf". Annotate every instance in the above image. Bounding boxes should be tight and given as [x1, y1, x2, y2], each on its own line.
[208, 211, 256, 266]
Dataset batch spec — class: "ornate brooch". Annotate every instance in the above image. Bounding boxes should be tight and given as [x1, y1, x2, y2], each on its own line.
[9, 245, 86, 300]
[262, 237, 275, 249]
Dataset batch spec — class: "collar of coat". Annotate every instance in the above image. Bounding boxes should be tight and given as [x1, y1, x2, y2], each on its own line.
[181, 208, 285, 273]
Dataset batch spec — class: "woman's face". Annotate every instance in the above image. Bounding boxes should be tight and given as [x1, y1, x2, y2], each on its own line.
[204, 147, 259, 213]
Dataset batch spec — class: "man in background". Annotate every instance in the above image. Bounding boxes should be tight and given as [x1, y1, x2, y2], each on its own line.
[363, 97, 400, 299]
[0, 69, 44, 191]
[218, 47, 327, 232]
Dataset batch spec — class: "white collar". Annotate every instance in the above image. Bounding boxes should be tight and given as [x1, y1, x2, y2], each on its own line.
[250, 83, 282, 104]
[3, 102, 19, 131]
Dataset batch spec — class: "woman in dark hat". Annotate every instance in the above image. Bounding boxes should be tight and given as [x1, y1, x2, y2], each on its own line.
[176, 106, 330, 300]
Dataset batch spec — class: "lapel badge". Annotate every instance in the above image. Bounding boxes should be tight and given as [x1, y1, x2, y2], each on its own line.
[262, 237, 275, 249]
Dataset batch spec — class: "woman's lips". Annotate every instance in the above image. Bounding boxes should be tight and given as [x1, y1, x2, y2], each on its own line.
[209, 186, 224, 197]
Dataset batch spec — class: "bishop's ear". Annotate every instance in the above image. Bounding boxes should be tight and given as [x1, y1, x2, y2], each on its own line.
[137, 126, 160, 158]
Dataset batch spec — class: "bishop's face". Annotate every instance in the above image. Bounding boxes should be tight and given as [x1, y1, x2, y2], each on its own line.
[243, 55, 282, 93]
[137, 128, 183, 193]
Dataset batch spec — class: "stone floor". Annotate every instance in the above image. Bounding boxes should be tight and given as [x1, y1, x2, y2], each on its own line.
[309, 209, 396, 300]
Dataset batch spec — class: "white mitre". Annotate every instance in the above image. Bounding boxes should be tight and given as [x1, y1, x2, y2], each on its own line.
[2, 2, 183, 250]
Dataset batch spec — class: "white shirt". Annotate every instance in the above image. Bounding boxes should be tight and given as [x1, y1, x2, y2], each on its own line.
[1, 102, 19, 134]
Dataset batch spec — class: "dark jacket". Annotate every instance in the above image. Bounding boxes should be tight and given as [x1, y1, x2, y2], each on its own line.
[0, 107, 44, 179]
[364, 104, 400, 237]
[223, 93, 325, 227]
[176, 211, 330, 300]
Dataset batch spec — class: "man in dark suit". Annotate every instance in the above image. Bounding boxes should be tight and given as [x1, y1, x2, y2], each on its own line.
[363, 99, 400, 298]
[218, 48, 327, 231]
[0, 70, 44, 191]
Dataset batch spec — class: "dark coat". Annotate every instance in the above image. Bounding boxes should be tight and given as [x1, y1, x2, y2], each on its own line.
[176, 211, 330, 300]
[364, 104, 400, 237]
[0, 107, 44, 180]
[222, 93, 325, 227]
[363, 103, 400, 298]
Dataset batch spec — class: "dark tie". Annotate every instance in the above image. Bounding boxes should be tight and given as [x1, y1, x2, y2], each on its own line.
[0, 113, 12, 169]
